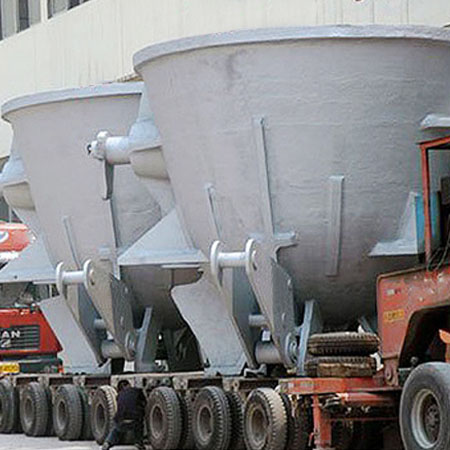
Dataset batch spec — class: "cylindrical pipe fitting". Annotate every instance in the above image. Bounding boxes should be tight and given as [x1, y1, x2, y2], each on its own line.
[94, 319, 106, 331]
[61, 270, 84, 286]
[101, 340, 124, 359]
[255, 341, 282, 365]
[249, 314, 268, 328]
[217, 251, 246, 268]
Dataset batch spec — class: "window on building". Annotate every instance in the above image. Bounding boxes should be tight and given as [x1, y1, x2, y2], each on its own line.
[17, 0, 28, 31]
[47, 0, 66, 16]
[48, 0, 89, 18]
[0, 0, 40, 39]
[1, 0, 17, 38]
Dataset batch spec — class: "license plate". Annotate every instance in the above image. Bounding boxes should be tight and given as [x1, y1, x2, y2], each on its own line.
[0, 363, 20, 374]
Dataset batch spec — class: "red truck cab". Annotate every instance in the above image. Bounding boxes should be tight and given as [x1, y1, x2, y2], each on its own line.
[0, 307, 62, 374]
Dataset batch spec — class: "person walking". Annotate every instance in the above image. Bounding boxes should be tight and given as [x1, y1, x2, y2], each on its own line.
[101, 380, 146, 450]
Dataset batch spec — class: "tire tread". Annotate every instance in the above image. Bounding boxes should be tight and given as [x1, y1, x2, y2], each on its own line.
[308, 332, 380, 356]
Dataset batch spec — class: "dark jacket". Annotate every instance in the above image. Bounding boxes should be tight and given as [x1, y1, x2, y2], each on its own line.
[114, 387, 146, 422]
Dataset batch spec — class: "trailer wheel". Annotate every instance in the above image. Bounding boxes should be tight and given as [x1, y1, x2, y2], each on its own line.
[91, 385, 117, 445]
[305, 356, 376, 378]
[178, 393, 195, 450]
[146, 387, 182, 450]
[292, 400, 313, 450]
[308, 332, 379, 356]
[400, 362, 450, 450]
[0, 379, 20, 433]
[53, 384, 83, 440]
[193, 386, 231, 450]
[226, 392, 245, 450]
[78, 387, 93, 440]
[244, 388, 287, 450]
[20, 382, 50, 437]
[281, 394, 312, 450]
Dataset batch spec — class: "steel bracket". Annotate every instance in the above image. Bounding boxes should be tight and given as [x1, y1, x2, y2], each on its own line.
[297, 299, 323, 376]
[56, 259, 137, 361]
[87, 91, 164, 201]
[135, 307, 161, 372]
[211, 238, 298, 368]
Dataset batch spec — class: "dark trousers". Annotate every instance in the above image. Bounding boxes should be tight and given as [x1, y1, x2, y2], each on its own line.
[105, 418, 144, 446]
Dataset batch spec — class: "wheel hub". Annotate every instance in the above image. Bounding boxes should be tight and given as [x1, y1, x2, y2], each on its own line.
[248, 405, 268, 449]
[412, 388, 441, 448]
[56, 399, 67, 430]
[424, 402, 440, 443]
[150, 405, 164, 439]
[197, 405, 213, 442]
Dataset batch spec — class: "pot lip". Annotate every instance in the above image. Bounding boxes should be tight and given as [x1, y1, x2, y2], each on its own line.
[2, 82, 143, 120]
[134, 24, 450, 71]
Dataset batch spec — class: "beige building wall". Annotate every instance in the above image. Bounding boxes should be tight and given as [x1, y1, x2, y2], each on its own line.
[1, 0, 450, 156]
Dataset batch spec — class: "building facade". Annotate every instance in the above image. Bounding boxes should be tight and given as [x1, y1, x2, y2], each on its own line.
[0, 0, 449, 157]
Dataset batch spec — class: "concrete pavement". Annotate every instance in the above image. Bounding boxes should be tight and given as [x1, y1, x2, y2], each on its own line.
[0, 435, 135, 450]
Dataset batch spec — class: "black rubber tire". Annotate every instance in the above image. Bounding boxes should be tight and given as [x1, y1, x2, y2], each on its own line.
[53, 384, 83, 441]
[147, 386, 182, 450]
[226, 392, 245, 450]
[193, 386, 231, 450]
[78, 387, 93, 440]
[292, 400, 313, 450]
[281, 394, 311, 450]
[400, 362, 450, 450]
[91, 385, 117, 445]
[305, 356, 376, 378]
[308, 332, 380, 356]
[178, 393, 195, 450]
[244, 388, 287, 450]
[20, 382, 50, 437]
[0, 379, 20, 433]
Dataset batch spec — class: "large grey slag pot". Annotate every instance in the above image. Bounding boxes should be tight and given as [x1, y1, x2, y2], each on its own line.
[134, 26, 450, 326]
[1, 84, 197, 370]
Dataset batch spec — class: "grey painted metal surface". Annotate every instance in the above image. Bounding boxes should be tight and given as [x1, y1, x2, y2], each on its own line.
[0, 84, 201, 371]
[0, 136, 103, 371]
[135, 25, 450, 328]
[0, 148, 55, 283]
[1, 83, 156, 275]
[0, 147, 39, 235]
[40, 296, 105, 373]
[88, 92, 248, 374]
[0, 237, 54, 284]
[2, 85, 168, 314]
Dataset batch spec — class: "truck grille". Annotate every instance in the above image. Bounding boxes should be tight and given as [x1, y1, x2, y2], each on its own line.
[0, 325, 40, 351]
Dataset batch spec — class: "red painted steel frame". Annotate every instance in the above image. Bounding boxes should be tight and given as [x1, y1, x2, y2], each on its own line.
[0, 222, 30, 252]
[282, 375, 389, 395]
[281, 377, 398, 450]
[312, 394, 333, 450]
[378, 263, 450, 385]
